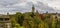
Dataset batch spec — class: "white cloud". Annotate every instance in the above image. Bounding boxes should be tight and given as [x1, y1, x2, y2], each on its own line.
[0, 0, 60, 14]
[44, 0, 60, 10]
[13, 3, 27, 6]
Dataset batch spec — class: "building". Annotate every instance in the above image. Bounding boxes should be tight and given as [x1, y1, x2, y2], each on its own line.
[32, 5, 35, 13]
[0, 13, 11, 28]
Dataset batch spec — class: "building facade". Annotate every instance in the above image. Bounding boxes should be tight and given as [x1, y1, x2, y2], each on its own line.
[0, 15, 11, 28]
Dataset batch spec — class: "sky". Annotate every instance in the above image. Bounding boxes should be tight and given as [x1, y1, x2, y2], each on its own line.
[0, 0, 60, 14]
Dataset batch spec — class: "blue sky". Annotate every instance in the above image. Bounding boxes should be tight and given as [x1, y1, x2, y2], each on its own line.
[0, 0, 60, 14]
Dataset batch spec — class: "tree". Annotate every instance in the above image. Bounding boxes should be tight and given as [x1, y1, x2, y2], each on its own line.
[16, 12, 24, 26]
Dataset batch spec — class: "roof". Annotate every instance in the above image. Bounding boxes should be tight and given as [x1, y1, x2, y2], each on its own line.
[0, 15, 9, 18]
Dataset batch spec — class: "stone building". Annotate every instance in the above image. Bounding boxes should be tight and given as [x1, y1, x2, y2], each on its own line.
[0, 14, 11, 28]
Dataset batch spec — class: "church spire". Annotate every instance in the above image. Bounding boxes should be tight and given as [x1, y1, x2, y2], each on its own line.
[32, 5, 35, 13]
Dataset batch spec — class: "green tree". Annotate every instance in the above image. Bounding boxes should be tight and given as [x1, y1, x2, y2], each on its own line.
[16, 12, 24, 26]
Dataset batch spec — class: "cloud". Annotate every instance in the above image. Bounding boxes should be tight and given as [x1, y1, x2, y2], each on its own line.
[13, 3, 27, 6]
[0, 0, 60, 14]
[45, 0, 60, 8]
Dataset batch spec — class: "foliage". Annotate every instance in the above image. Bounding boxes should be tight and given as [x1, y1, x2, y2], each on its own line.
[10, 12, 60, 28]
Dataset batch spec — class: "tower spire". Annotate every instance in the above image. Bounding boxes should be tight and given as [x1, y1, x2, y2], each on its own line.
[32, 5, 35, 13]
